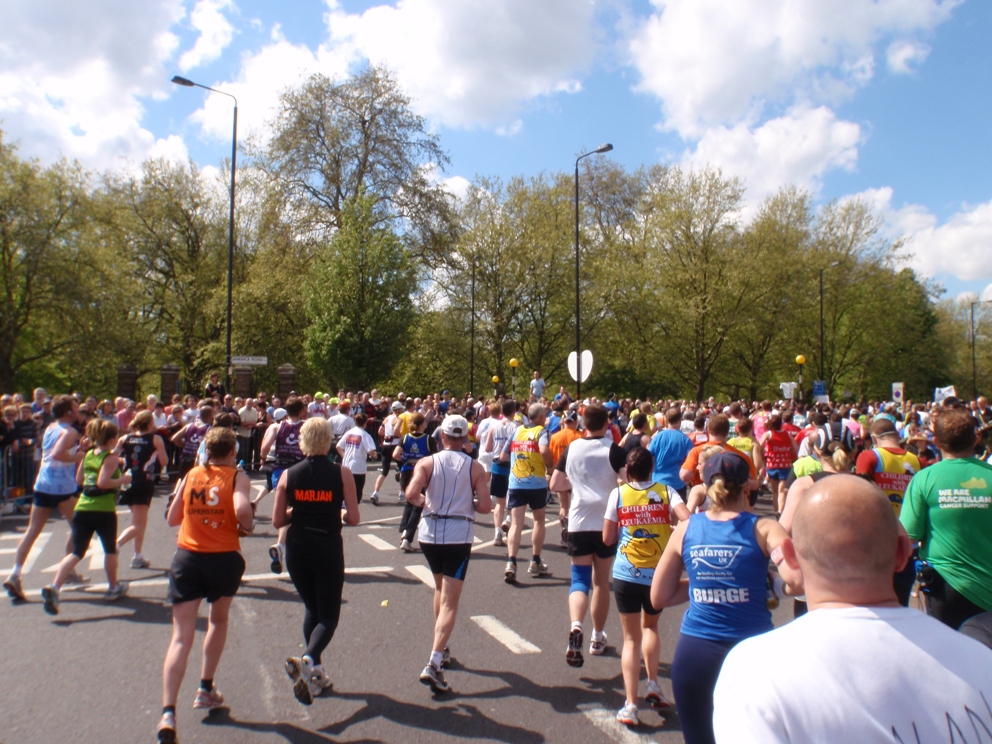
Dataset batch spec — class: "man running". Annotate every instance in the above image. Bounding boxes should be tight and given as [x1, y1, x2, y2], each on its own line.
[484, 400, 519, 547]
[403, 415, 492, 693]
[370, 401, 404, 505]
[504, 403, 553, 582]
[260, 397, 307, 573]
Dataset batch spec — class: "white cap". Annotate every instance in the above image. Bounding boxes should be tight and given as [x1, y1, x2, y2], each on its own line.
[273, 408, 288, 421]
[441, 414, 469, 437]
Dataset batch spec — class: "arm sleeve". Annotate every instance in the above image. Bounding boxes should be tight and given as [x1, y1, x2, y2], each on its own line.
[609, 443, 627, 473]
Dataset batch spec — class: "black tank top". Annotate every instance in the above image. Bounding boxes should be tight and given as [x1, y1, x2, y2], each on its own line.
[121, 432, 157, 482]
[285, 456, 344, 535]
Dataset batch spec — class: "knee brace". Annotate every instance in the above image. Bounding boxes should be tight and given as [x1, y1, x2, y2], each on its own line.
[570, 564, 593, 596]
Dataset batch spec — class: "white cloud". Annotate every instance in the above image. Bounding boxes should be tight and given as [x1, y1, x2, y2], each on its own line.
[439, 175, 471, 202]
[495, 120, 523, 138]
[0, 0, 184, 169]
[179, 0, 235, 72]
[681, 106, 862, 204]
[147, 133, 190, 163]
[886, 40, 931, 74]
[629, 0, 958, 137]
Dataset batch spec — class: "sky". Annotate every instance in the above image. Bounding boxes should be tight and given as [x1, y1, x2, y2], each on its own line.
[2, 0, 990, 301]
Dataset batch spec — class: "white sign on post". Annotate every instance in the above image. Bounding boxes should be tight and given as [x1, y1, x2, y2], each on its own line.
[892, 382, 904, 403]
[567, 350, 594, 383]
[934, 385, 956, 404]
[231, 355, 268, 366]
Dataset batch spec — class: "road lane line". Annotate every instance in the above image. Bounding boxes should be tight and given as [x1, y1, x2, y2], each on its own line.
[578, 703, 662, 744]
[88, 541, 106, 570]
[23, 531, 51, 573]
[1, 532, 42, 541]
[358, 533, 396, 551]
[473, 518, 559, 551]
[359, 514, 403, 525]
[0, 547, 17, 555]
[404, 564, 436, 587]
[471, 615, 541, 654]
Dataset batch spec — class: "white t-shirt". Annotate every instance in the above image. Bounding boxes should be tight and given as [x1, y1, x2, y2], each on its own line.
[530, 377, 546, 398]
[152, 411, 169, 429]
[560, 435, 625, 532]
[338, 425, 376, 475]
[713, 606, 992, 743]
[328, 413, 355, 440]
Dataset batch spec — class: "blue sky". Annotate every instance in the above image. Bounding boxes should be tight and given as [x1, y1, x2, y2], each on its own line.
[3, 0, 989, 300]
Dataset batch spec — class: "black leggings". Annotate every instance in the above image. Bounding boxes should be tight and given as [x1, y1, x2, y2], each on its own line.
[399, 470, 422, 542]
[285, 529, 345, 665]
[353, 474, 366, 503]
[70, 510, 117, 558]
[670, 634, 738, 744]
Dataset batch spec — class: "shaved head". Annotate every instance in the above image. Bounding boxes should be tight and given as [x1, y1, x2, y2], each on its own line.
[793, 475, 899, 585]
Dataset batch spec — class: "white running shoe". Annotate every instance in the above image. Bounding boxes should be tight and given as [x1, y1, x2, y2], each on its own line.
[192, 687, 224, 709]
[616, 702, 639, 726]
[400, 538, 414, 553]
[285, 656, 314, 706]
[311, 665, 333, 691]
[501, 515, 511, 533]
[527, 559, 548, 576]
[493, 532, 505, 547]
[645, 679, 674, 709]
[130, 555, 151, 569]
[370, 492, 379, 506]
[589, 631, 607, 655]
[105, 581, 128, 602]
[269, 543, 284, 574]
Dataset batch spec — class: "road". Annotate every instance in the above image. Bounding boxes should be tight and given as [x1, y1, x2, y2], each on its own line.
[0, 469, 794, 744]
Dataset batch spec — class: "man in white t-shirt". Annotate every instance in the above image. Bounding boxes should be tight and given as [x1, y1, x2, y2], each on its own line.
[713, 474, 992, 743]
[530, 371, 546, 402]
[337, 411, 378, 503]
[327, 400, 355, 463]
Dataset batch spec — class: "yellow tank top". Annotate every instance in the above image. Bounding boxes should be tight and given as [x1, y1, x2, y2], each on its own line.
[510, 425, 546, 480]
[870, 447, 920, 516]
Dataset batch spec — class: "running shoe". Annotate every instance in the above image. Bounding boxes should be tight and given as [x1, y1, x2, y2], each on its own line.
[501, 515, 511, 534]
[397, 493, 405, 503]
[645, 679, 674, 709]
[441, 646, 451, 670]
[130, 556, 151, 569]
[309, 676, 324, 700]
[493, 532, 505, 547]
[504, 561, 516, 584]
[370, 492, 379, 506]
[3, 575, 26, 602]
[285, 656, 314, 706]
[616, 702, 639, 726]
[192, 687, 224, 710]
[527, 559, 548, 576]
[400, 538, 414, 553]
[41, 584, 60, 615]
[566, 627, 584, 667]
[269, 544, 284, 574]
[156, 711, 177, 744]
[589, 631, 608, 656]
[419, 663, 450, 694]
[311, 665, 333, 692]
[65, 570, 88, 585]
[106, 582, 128, 601]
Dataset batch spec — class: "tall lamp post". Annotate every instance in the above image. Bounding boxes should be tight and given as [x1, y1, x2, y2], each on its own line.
[469, 255, 476, 397]
[172, 75, 237, 393]
[509, 358, 519, 400]
[971, 300, 992, 400]
[574, 142, 613, 400]
[796, 355, 806, 402]
[819, 261, 840, 385]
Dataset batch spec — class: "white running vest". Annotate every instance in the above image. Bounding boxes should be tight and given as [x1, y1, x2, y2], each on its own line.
[419, 449, 476, 545]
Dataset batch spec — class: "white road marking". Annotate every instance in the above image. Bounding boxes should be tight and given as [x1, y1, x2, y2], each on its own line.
[88, 540, 106, 570]
[471, 615, 541, 654]
[358, 533, 396, 551]
[473, 518, 559, 551]
[360, 514, 403, 525]
[22, 531, 51, 573]
[0, 547, 16, 555]
[0, 533, 34, 541]
[578, 703, 662, 744]
[404, 564, 436, 588]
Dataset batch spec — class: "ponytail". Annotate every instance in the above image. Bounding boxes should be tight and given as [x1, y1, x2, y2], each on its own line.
[707, 475, 744, 511]
[830, 442, 851, 472]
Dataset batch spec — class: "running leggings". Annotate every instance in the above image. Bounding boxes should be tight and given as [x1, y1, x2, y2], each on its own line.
[670, 633, 738, 744]
[285, 528, 345, 665]
[399, 469, 422, 541]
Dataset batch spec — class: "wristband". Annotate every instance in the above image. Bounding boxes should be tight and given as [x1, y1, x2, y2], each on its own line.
[770, 545, 785, 566]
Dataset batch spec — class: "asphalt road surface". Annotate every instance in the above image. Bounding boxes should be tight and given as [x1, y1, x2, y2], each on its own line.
[0, 469, 794, 744]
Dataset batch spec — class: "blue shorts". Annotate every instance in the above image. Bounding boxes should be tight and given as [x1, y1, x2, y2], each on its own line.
[767, 468, 791, 481]
[507, 487, 549, 511]
[33, 490, 75, 509]
[490, 473, 509, 499]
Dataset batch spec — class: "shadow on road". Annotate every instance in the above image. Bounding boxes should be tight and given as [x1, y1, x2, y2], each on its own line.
[202, 708, 386, 743]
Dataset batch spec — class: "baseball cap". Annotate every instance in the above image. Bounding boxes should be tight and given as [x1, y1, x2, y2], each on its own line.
[338, 400, 351, 410]
[391, 401, 404, 411]
[314, 392, 324, 399]
[702, 451, 750, 487]
[328, 397, 340, 405]
[564, 410, 579, 422]
[273, 408, 288, 421]
[441, 415, 469, 437]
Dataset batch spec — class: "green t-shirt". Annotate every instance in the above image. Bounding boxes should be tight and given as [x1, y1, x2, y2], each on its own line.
[75, 449, 119, 513]
[792, 455, 823, 478]
[900, 457, 992, 611]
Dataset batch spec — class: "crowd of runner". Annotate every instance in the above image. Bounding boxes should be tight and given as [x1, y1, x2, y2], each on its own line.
[2, 373, 991, 743]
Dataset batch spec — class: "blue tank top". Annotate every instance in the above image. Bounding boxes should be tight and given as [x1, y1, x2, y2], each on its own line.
[34, 422, 78, 496]
[679, 511, 773, 642]
[401, 433, 429, 472]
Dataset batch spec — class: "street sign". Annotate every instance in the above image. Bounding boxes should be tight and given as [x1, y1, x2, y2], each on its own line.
[892, 382, 904, 402]
[231, 355, 268, 366]
[813, 380, 826, 397]
[567, 350, 593, 383]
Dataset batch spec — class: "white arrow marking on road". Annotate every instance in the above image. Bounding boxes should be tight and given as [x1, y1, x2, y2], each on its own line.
[404, 564, 436, 588]
[358, 533, 396, 551]
[471, 615, 541, 654]
[578, 703, 663, 744]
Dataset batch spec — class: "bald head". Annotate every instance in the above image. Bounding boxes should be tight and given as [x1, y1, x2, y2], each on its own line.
[793, 475, 900, 587]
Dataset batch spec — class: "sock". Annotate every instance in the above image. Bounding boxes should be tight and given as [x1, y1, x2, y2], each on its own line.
[591, 629, 604, 641]
[199, 678, 213, 692]
[134, 553, 143, 560]
[571, 620, 583, 632]
[429, 650, 444, 669]
[10, 564, 22, 578]
[532, 554, 541, 563]
[371, 490, 379, 498]
[303, 654, 315, 667]
[163, 705, 176, 716]
[508, 556, 517, 564]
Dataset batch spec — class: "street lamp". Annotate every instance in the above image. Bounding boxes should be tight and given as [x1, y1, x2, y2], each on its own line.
[574, 142, 613, 400]
[971, 299, 992, 399]
[509, 358, 519, 399]
[171, 75, 238, 394]
[796, 355, 806, 402]
[819, 261, 840, 385]
[470, 254, 476, 397]
[492, 375, 500, 400]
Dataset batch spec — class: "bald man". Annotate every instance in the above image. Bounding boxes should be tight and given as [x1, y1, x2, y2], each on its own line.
[712, 475, 992, 743]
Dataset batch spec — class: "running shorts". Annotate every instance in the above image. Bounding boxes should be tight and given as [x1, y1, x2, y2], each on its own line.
[567, 530, 618, 559]
[420, 542, 472, 581]
[614, 577, 662, 615]
[767, 468, 791, 480]
[490, 473, 509, 499]
[33, 490, 74, 509]
[168, 548, 245, 604]
[380, 445, 396, 476]
[507, 487, 549, 511]
[119, 481, 155, 507]
[70, 511, 117, 558]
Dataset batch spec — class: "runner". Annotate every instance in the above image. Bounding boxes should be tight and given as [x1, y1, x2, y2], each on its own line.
[336, 411, 378, 503]
[170, 403, 214, 480]
[274, 418, 360, 705]
[260, 397, 307, 573]
[370, 401, 404, 505]
[155, 427, 253, 743]
[4, 394, 88, 602]
[758, 414, 798, 516]
[402, 414, 492, 693]
[504, 403, 553, 583]
[603, 447, 675, 725]
[484, 400, 518, 547]
[41, 419, 131, 614]
[549, 404, 627, 667]
[116, 411, 168, 568]
[396, 412, 436, 552]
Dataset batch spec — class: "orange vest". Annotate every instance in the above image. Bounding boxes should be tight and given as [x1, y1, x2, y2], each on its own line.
[177, 465, 241, 553]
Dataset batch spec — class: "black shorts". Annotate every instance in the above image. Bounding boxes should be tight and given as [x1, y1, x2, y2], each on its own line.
[507, 487, 549, 511]
[179, 457, 196, 479]
[119, 480, 154, 507]
[490, 472, 509, 499]
[614, 578, 661, 615]
[70, 510, 117, 558]
[33, 490, 74, 509]
[567, 530, 618, 559]
[380, 445, 397, 475]
[420, 542, 472, 581]
[168, 548, 245, 604]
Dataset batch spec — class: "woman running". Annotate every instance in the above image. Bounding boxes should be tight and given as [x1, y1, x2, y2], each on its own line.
[273, 418, 359, 705]
[650, 451, 800, 744]
[156, 427, 253, 744]
[42, 419, 131, 614]
[117, 411, 168, 568]
[396, 413, 436, 552]
[758, 413, 798, 515]
[603, 447, 675, 726]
